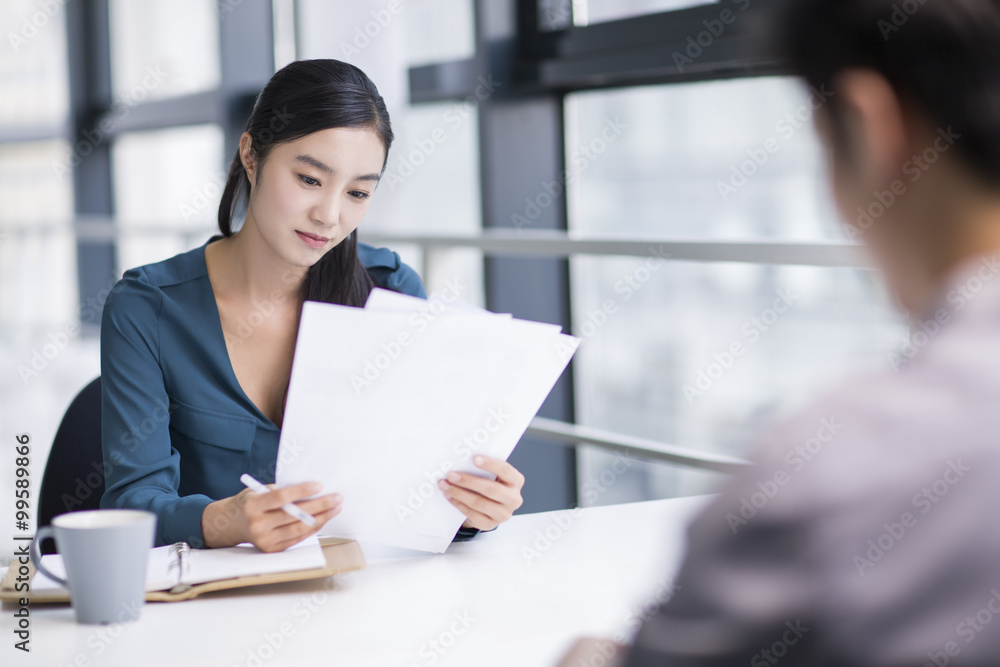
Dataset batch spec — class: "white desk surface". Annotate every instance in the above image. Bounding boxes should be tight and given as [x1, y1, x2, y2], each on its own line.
[2, 495, 712, 667]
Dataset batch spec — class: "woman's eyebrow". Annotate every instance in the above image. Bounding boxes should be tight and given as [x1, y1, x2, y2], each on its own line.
[294, 154, 333, 173]
[294, 154, 380, 182]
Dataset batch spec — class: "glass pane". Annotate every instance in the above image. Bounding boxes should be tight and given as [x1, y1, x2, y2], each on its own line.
[112, 125, 225, 272]
[567, 76, 905, 504]
[0, 140, 76, 331]
[0, 0, 70, 127]
[406, 0, 475, 66]
[576, 0, 719, 25]
[571, 258, 908, 502]
[296, 0, 474, 68]
[566, 77, 843, 241]
[109, 0, 220, 101]
[272, 0, 298, 70]
[539, 0, 574, 31]
[368, 102, 481, 234]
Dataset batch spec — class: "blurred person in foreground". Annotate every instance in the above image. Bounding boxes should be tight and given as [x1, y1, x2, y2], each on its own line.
[561, 0, 1000, 665]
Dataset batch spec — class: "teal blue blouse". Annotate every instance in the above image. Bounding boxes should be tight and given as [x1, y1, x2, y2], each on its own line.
[100, 235, 476, 547]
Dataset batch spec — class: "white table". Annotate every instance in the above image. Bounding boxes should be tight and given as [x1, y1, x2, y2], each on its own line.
[2, 495, 711, 667]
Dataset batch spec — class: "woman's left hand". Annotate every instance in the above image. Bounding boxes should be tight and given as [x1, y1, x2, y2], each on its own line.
[438, 455, 525, 531]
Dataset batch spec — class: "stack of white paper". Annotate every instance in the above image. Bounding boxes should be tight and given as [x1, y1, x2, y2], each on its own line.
[276, 289, 580, 553]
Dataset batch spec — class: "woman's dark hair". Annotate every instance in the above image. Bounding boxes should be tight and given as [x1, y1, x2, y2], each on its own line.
[777, 0, 1000, 185]
[217, 59, 394, 306]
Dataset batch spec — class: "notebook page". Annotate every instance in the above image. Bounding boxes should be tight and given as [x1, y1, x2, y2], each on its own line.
[31, 534, 325, 592]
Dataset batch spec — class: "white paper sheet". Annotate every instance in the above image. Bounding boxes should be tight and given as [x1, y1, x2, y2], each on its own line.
[276, 291, 579, 553]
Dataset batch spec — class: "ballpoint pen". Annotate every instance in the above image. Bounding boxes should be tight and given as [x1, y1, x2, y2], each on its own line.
[239, 473, 318, 527]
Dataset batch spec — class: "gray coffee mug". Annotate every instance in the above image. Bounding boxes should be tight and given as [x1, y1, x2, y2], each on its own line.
[30, 509, 156, 624]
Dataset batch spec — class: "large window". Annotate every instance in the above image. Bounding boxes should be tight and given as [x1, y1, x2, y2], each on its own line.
[109, 0, 221, 101]
[566, 78, 908, 503]
[394, 1, 913, 510]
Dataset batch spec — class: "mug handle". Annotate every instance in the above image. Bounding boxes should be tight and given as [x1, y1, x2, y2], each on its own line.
[30, 526, 69, 587]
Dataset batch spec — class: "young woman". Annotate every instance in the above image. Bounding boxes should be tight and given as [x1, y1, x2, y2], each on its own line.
[100, 59, 525, 552]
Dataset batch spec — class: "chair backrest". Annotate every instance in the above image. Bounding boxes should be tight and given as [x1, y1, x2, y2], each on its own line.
[38, 376, 104, 554]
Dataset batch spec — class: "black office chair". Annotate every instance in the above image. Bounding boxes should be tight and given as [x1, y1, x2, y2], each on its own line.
[37, 376, 104, 554]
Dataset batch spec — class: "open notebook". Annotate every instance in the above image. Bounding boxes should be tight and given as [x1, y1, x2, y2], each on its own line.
[2, 535, 364, 603]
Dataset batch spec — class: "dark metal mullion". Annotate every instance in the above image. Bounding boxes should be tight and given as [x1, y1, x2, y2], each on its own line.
[218, 0, 276, 163]
[66, 0, 115, 336]
[98, 90, 223, 137]
[408, 59, 478, 104]
[549, 0, 782, 58]
[408, 2, 784, 100]
[537, 42, 787, 91]
[0, 123, 70, 145]
[475, 0, 579, 514]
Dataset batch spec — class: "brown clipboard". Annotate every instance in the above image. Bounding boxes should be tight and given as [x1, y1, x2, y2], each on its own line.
[0, 536, 365, 604]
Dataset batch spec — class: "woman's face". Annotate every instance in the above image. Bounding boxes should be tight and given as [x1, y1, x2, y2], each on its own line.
[241, 126, 386, 267]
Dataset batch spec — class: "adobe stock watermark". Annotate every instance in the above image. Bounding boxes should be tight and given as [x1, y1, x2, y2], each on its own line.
[394, 406, 511, 524]
[406, 610, 476, 667]
[52, 65, 169, 179]
[682, 288, 799, 404]
[878, 0, 928, 41]
[220, 269, 301, 349]
[337, 0, 405, 58]
[853, 458, 970, 577]
[716, 85, 834, 202]
[922, 587, 1000, 667]
[521, 451, 634, 565]
[179, 107, 289, 221]
[539, 0, 572, 29]
[179, 170, 227, 222]
[559, 245, 672, 360]
[887, 253, 999, 371]
[216, 0, 268, 22]
[512, 116, 629, 233]
[612, 579, 681, 644]
[235, 570, 360, 667]
[51, 597, 146, 665]
[671, 0, 752, 73]
[846, 126, 961, 242]
[725, 416, 845, 534]
[576, 579, 682, 666]
[7, 0, 69, 54]
[382, 75, 501, 193]
[750, 620, 810, 666]
[350, 278, 465, 394]
[17, 273, 125, 385]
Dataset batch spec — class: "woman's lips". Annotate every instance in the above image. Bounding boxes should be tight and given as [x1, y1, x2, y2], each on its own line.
[296, 230, 328, 249]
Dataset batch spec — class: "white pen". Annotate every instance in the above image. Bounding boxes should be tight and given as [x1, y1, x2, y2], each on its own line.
[239, 473, 317, 527]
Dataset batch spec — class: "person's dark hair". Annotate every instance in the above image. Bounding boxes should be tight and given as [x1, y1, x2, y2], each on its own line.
[217, 59, 394, 306]
[777, 0, 1000, 185]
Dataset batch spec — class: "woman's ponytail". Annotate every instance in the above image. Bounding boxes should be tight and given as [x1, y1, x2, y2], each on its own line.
[217, 152, 248, 237]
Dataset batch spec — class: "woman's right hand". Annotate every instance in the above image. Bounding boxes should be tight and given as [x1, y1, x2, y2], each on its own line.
[201, 481, 343, 551]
